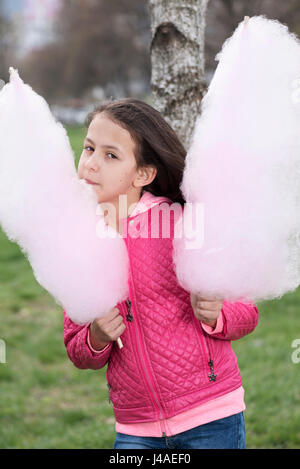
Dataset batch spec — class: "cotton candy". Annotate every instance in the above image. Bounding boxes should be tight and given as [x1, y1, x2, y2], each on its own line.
[0, 68, 129, 325]
[173, 16, 300, 303]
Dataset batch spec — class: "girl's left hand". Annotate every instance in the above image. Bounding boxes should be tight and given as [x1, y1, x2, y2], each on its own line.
[190, 293, 223, 328]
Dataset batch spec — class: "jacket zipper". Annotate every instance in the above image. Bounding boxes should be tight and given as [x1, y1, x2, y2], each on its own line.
[125, 299, 133, 322]
[122, 221, 167, 435]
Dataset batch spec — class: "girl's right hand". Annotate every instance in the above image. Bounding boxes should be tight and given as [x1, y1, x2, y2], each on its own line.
[89, 307, 126, 350]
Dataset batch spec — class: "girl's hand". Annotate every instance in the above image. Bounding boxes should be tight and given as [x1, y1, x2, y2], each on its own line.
[190, 293, 223, 328]
[89, 307, 126, 350]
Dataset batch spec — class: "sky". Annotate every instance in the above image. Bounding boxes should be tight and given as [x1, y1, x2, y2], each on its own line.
[2, 0, 61, 54]
[1, 0, 23, 18]
[2, 0, 60, 18]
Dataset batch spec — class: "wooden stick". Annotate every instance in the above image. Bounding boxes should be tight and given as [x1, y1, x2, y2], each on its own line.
[244, 16, 250, 25]
[117, 337, 123, 349]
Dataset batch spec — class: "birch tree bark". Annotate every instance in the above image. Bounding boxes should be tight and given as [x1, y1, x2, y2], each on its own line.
[148, 0, 209, 150]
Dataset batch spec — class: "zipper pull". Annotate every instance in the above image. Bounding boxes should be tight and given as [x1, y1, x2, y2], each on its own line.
[208, 359, 217, 382]
[126, 299, 133, 322]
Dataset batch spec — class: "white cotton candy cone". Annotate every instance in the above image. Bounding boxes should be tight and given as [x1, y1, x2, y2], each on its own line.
[173, 16, 300, 303]
[0, 68, 129, 324]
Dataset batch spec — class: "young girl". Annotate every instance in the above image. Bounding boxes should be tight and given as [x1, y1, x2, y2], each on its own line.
[63, 98, 259, 449]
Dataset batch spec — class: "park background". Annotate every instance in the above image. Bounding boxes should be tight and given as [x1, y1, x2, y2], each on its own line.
[0, 0, 300, 449]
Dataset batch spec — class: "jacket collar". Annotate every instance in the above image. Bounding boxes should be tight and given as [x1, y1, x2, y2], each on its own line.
[128, 191, 171, 219]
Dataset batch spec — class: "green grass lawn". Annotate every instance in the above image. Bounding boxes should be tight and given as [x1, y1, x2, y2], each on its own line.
[0, 126, 300, 448]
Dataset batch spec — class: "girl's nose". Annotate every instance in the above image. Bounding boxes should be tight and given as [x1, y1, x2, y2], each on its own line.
[85, 152, 99, 171]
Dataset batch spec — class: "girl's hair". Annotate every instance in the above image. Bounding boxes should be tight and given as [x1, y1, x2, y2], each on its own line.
[85, 98, 186, 206]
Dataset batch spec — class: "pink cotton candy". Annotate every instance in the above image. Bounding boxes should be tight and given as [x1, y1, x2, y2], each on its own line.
[0, 68, 129, 325]
[173, 16, 300, 303]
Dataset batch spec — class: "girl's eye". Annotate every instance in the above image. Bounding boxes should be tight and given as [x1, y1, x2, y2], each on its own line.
[107, 152, 117, 160]
[83, 147, 117, 159]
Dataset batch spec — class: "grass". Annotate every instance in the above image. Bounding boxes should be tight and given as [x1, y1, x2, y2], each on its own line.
[0, 126, 300, 448]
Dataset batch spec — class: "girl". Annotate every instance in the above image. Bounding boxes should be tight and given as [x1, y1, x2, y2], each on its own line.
[63, 98, 259, 449]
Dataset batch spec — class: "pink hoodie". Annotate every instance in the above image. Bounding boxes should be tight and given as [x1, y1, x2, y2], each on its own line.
[63, 191, 259, 436]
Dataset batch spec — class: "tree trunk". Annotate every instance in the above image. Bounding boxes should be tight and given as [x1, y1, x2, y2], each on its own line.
[148, 0, 209, 150]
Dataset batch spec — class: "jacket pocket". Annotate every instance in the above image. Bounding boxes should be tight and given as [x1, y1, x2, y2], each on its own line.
[193, 317, 217, 383]
[203, 334, 217, 382]
[107, 383, 112, 404]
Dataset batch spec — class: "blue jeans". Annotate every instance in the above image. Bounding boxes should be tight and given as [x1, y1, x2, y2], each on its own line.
[113, 412, 246, 449]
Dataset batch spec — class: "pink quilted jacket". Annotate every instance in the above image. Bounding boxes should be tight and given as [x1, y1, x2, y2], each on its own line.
[63, 191, 259, 424]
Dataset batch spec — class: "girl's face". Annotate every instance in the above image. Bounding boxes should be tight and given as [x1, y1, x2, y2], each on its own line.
[78, 113, 149, 206]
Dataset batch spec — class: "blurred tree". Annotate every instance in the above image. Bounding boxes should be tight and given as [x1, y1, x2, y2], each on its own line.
[205, 0, 300, 73]
[148, 0, 210, 149]
[147, 0, 300, 149]
[21, 42, 66, 100]
[21, 0, 151, 101]
[0, 5, 15, 82]
[19, 0, 300, 106]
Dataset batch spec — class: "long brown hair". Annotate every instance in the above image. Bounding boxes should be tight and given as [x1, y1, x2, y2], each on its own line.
[85, 98, 186, 205]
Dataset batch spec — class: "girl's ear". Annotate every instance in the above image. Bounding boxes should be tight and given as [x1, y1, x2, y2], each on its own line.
[134, 166, 157, 189]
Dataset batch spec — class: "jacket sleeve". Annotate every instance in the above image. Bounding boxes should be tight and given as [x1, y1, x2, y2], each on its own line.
[200, 301, 259, 341]
[63, 309, 113, 369]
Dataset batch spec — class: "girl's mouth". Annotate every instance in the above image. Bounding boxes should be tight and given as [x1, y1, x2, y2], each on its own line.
[84, 178, 99, 185]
